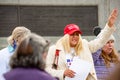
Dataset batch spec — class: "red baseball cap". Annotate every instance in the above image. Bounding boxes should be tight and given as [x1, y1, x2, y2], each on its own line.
[64, 24, 82, 35]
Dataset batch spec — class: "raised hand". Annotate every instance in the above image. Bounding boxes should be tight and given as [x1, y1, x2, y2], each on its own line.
[108, 9, 118, 27]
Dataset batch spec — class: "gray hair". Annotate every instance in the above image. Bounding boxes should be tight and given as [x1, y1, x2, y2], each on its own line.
[10, 33, 49, 70]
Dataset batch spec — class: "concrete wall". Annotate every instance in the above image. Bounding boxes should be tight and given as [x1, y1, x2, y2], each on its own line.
[0, 0, 120, 51]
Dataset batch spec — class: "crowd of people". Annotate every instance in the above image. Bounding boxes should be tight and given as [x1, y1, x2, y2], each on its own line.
[0, 9, 120, 80]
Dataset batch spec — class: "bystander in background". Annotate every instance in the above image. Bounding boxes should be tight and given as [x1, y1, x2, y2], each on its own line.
[92, 26, 120, 80]
[0, 26, 31, 78]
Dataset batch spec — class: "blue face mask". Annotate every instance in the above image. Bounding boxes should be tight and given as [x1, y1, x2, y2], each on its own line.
[8, 40, 17, 53]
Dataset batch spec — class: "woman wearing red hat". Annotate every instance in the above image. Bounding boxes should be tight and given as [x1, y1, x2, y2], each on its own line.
[45, 9, 118, 80]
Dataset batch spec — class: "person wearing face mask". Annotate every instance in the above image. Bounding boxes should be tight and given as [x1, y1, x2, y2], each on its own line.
[2, 33, 57, 80]
[0, 26, 31, 79]
[45, 9, 119, 80]
[92, 26, 120, 80]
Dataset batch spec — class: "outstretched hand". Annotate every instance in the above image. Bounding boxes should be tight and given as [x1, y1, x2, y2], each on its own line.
[108, 9, 118, 27]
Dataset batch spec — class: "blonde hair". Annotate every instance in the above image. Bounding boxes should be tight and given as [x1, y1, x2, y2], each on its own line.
[7, 26, 31, 45]
[56, 34, 83, 55]
[101, 48, 120, 67]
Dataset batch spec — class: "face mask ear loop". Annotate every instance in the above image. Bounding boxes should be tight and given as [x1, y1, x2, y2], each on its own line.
[13, 40, 17, 49]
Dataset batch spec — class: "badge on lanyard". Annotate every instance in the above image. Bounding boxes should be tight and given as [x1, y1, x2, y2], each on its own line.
[67, 59, 71, 68]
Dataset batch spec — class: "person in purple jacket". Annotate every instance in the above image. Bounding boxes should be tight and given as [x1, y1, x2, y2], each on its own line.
[107, 63, 120, 80]
[2, 33, 58, 80]
[92, 26, 120, 80]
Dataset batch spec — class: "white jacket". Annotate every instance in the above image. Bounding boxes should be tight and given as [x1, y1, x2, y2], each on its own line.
[0, 47, 14, 79]
[45, 24, 115, 80]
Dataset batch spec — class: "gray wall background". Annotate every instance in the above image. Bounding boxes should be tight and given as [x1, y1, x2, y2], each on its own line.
[0, 0, 120, 51]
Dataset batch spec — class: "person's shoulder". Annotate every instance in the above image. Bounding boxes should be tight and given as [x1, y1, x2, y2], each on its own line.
[93, 49, 102, 53]
[49, 44, 56, 49]
[82, 39, 89, 43]
[0, 47, 8, 51]
[27, 69, 56, 80]
[39, 71, 57, 80]
[50, 44, 56, 47]
[0, 47, 9, 55]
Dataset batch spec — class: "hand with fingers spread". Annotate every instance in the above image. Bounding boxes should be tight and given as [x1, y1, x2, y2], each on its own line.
[64, 69, 76, 78]
[108, 9, 118, 27]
